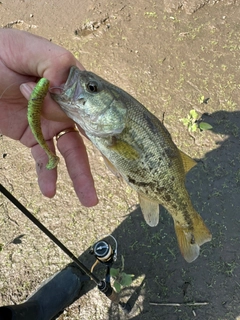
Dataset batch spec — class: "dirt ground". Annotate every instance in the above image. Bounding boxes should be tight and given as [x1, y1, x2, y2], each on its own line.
[1, 0, 240, 319]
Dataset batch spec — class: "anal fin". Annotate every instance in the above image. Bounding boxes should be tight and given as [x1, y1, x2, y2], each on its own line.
[138, 193, 159, 227]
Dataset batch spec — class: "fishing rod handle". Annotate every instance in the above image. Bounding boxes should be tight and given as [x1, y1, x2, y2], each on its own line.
[107, 288, 120, 304]
[98, 281, 119, 304]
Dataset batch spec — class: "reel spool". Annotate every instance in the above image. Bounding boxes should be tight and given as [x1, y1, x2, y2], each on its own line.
[93, 240, 113, 263]
[90, 235, 117, 271]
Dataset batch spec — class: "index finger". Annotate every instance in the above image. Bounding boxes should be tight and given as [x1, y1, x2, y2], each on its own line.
[56, 129, 98, 207]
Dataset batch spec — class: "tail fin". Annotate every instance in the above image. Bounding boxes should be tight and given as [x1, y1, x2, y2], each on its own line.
[174, 213, 212, 263]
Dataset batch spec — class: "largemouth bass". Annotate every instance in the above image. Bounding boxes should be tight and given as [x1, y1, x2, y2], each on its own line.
[49, 66, 211, 262]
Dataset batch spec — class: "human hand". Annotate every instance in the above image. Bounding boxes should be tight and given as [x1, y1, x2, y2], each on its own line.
[0, 28, 98, 207]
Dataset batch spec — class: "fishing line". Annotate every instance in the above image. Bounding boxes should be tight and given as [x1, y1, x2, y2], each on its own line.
[0, 82, 19, 99]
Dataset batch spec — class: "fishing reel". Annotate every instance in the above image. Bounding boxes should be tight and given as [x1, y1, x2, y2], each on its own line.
[89, 235, 117, 272]
[89, 235, 131, 310]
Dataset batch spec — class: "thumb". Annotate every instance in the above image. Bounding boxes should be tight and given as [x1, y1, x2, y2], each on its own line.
[20, 82, 34, 99]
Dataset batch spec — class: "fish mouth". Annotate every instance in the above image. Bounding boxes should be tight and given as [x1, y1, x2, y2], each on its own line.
[63, 66, 83, 101]
[51, 66, 127, 137]
[51, 66, 84, 104]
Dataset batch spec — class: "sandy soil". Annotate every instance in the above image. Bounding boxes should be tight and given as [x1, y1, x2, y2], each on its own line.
[1, 0, 240, 319]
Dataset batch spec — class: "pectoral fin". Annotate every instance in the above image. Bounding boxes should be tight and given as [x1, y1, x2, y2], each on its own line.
[179, 150, 197, 173]
[109, 139, 139, 160]
[102, 154, 121, 178]
[138, 193, 159, 227]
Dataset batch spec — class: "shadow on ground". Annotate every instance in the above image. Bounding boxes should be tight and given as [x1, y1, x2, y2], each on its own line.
[62, 110, 240, 320]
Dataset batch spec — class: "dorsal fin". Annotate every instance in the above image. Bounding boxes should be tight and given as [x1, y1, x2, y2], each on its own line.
[179, 150, 197, 173]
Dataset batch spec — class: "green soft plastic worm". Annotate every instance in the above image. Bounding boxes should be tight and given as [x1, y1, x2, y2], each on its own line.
[27, 78, 59, 170]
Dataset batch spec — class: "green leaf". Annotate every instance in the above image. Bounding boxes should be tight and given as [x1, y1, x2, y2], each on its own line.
[120, 273, 133, 286]
[113, 281, 121, 293]
[181, 118, 190, 126]
[199, 122, 213, 131]
[190, 123, 198, 132]
[199, 95, 205, 104]
[189, 109, 199, 120]
[0, 243, 3, 252]
[110, 268, 120, 278]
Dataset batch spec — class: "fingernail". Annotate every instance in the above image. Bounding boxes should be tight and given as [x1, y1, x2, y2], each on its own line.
[20, 83, 32, 99]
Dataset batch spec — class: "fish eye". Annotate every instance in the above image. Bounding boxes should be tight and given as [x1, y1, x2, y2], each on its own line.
[86, 81, 99, 93]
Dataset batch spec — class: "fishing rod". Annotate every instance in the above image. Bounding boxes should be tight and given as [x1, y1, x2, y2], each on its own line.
[0, 184, 130, 315]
